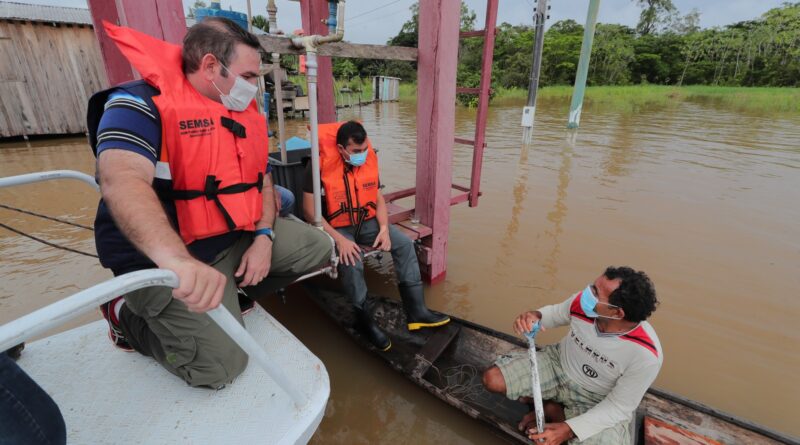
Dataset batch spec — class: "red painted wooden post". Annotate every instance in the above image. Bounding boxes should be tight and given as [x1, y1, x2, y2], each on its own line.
[299, 0, 336, 123]
[415, 0, 461, 284]
[87, 0, 186, 86]
[468, 0, 499, 207]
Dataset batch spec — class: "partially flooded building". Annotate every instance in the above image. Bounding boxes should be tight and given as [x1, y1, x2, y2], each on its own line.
[0, 2, 108, 139]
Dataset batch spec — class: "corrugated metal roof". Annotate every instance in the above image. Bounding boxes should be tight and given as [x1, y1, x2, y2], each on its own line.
[0, 1, 93, 25]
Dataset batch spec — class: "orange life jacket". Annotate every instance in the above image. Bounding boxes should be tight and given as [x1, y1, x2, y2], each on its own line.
[103, 22, 268, 244]
[318, 122, 379, 229]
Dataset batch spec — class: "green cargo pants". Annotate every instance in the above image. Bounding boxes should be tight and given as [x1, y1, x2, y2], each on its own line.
[118, 217, 332, 388]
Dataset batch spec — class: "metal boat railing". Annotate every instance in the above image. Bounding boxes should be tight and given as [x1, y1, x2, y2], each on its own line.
[0, 170, 310, 406]
[0, 269, 307, 406]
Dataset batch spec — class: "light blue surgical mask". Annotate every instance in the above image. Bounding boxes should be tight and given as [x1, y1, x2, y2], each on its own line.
[580, 285, 622, 320]
[346, 150, 368, 167]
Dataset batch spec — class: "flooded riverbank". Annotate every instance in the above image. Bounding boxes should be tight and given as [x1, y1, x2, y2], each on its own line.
[1, 98, 798, 441]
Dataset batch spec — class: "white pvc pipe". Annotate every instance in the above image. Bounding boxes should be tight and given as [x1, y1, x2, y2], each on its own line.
[315, 1, 345, 44]
[527, 337, 546, 435]
[0, 170, 98, 191]
[306, 52, 323, 228]
[0, 269, 308, 407]
[273, 53, 288, 164]
[289, 1, 346, 228]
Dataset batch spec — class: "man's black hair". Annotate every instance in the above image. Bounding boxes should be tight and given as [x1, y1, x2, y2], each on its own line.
[336, 121, 367, 148]
[182, 17, 262, 75]
[605, 266, 658, 323]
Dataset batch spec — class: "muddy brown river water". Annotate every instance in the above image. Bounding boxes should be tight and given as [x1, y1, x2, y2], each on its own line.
[1, 98, 798, 442]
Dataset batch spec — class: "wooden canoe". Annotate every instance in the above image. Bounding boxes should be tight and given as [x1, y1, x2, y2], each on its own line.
[305, 284, 799, 445]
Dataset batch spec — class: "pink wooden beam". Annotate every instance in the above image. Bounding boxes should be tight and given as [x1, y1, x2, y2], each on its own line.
[468, 0, 499, 207]
[415, 0, 461, 284]
[88, 0, 186, 86]
[383, 187, 417, 202]
[299, 0, 336, 123]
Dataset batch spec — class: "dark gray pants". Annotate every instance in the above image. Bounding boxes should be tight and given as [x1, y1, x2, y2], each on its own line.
[335, 219, 421, 308]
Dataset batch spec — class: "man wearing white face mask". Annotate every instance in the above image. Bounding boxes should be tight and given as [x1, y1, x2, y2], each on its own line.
[86, 18, 331, 388]
[302, 121, 450, 351]
[482, 266, 662, 445]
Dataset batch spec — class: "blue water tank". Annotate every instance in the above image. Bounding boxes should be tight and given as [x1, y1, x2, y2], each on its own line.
[195, 1, 248, 31]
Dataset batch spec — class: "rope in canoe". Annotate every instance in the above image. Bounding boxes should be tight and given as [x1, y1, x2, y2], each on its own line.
[422, 359, 504, 412]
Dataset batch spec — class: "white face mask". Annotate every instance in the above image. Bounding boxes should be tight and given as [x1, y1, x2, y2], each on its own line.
[211, 62, 258, 112]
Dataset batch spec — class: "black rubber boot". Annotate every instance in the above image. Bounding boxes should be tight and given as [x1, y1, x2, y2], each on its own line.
[354, 306, 391, 351]
[399, 283, 450, 331]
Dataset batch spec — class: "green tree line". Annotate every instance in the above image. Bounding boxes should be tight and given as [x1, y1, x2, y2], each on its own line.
[331, 1, 799, 90]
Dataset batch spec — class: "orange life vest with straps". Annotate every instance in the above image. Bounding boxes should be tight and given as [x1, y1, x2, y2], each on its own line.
[318, 122, 379, 229]
[103, 22, 268, 244]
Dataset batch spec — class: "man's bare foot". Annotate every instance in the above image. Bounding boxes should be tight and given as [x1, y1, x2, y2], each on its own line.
[544, 401, 566, 423]
[518, 410, 538, 432]
[517, 401, 566, 432]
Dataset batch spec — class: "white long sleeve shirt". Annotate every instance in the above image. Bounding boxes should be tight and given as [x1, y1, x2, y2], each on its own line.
[538, 293, 663, 441]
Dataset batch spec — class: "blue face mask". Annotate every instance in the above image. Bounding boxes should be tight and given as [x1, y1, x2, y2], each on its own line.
[346, 150, 368, 167]
[580, 285, 622, 319]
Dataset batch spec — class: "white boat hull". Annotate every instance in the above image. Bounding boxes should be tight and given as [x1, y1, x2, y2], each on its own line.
[17, 305, 329, 444]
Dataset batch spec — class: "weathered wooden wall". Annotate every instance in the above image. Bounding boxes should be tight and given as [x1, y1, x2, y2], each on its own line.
[0, 20, 108, 138]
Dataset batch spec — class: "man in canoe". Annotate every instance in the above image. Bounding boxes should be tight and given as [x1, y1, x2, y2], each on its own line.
[482, 266, 662, 444]
[302, 121, 450, 351]
[87, 18, 332, 388]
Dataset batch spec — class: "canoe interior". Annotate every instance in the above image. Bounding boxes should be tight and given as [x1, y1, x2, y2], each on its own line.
[304, 283, 798, 445]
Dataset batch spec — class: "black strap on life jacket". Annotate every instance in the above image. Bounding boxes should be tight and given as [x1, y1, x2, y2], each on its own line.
[167, 173, 264, 231]
[352, 201, 377, 239]
[220, 116, 247, 138]
[325, 167, 378, 238]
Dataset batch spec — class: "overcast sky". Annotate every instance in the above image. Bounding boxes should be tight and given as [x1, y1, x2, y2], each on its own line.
[21, 0, 787, 44]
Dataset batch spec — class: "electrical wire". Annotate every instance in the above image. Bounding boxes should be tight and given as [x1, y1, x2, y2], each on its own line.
[346, 0, 407, 22]
[346, 5, 412, 28]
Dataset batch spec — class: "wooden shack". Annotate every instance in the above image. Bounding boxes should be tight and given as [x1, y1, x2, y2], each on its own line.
[0, 2, 108, 139]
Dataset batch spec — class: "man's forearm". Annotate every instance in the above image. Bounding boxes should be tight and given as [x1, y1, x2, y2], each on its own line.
[375, 191, 389, 230]
[102, 176, 190, 266]
[257, 181, 277, 229]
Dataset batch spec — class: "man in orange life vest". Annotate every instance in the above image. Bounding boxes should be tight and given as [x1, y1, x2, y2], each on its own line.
[302, 121, 450, 350]
[87, 19, 332, 388]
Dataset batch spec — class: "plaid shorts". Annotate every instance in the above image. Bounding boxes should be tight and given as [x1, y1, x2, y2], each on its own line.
[494, 344, 631, 444]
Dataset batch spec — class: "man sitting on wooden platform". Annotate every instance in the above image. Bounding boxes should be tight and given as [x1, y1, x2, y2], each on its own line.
[302, 121, 450, 351]
[482, 266, 662, 444]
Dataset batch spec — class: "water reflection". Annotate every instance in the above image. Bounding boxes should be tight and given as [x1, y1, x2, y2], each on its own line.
[2, 98, 799, 440]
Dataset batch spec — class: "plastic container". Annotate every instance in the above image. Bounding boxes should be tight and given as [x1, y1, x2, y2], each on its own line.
[195, 2, 248, 31]
[269, 148, 310, 219]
